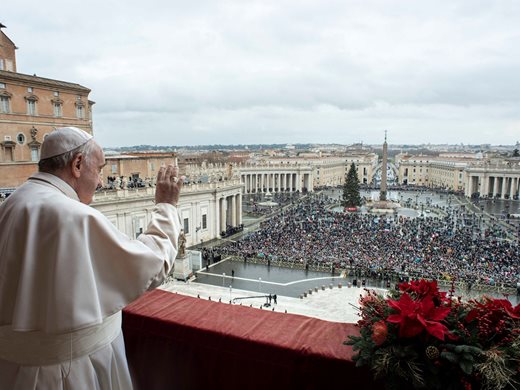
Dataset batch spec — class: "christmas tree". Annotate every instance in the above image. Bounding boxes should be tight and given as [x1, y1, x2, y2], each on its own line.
[342, 162, 361, 208]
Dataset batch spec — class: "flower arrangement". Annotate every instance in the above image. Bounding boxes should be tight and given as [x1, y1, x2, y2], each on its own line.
[346, 279, 520, 390]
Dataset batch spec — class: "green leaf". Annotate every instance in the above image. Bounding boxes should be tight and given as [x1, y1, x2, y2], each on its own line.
[459, 359, 473, 375]
[453, 345, 482, 355]
[440, 351, 459, 364]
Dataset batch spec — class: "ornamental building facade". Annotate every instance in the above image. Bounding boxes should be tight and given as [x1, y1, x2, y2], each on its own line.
[239, 153, 378, 194]
[464, 159, 520, 199]
[0, 25, 93, 188]
[92, 180, 242, 247]
[395, 152, 520, 199]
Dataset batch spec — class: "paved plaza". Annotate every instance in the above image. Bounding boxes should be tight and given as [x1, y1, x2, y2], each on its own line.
[162, 256, 518, 324]
[194, 259, 348, 297]
[162, 270, 373, 324]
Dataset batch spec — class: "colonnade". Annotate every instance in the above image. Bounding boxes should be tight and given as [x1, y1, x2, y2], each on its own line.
[215, 193, 242, 234]
[466, 173, 520, 199]
[241, 172, 311, 193]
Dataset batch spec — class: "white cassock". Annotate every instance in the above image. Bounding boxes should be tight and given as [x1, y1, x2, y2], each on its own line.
[0, 172, 181, 390]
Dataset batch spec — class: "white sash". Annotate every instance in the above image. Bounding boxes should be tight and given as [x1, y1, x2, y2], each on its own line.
[0, 311, 122, 366]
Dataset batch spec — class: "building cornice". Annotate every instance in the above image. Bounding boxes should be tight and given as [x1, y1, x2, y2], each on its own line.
[0, 70, 90, 93]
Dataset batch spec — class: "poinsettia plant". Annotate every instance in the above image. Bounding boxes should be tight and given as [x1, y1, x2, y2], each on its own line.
[346, 279, 520, 390]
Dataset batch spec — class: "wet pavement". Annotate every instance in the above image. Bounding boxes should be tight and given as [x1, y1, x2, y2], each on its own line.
[194, 259, 342, 298]
[193, 258, 519, 305]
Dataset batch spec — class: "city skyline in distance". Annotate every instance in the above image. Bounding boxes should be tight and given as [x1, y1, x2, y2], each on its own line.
[106, 141, 519, 152]
[3, 1, 520, 147]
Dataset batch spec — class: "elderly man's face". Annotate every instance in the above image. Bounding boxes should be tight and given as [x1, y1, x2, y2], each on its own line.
[77, 143, 105, 204]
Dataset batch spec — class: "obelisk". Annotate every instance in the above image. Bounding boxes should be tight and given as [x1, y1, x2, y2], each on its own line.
[380, 130, 388, 202]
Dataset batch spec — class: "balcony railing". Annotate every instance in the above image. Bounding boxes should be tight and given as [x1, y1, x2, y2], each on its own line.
[122, 289, 380, 390]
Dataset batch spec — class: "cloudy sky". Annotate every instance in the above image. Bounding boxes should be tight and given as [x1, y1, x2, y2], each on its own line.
[3, 1, 520, 147]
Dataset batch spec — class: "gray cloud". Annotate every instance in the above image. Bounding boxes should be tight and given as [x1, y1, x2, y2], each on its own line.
[3, 0, 520, 146]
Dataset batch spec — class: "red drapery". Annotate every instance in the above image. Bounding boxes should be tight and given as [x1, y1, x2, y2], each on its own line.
[123, 289, 379, 390]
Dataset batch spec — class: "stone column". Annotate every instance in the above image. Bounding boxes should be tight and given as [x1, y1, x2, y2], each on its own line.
[215, 197, 220, 236]
[231, 195, 236, 227]
[473, 176, 479, 195]
[236, 194, 242, 225]
[220, 197, 226, 233]
[481, 174, 488, 197]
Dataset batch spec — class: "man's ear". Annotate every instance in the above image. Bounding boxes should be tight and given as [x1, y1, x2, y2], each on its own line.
[71, 153, 84, 179]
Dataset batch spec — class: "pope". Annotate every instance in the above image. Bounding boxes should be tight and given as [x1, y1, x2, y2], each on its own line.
[0, 127, 184, 389]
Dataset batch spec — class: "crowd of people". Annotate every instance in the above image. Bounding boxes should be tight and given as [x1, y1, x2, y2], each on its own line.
[103, 175, 152, 189]
[216, 195, 519, 288]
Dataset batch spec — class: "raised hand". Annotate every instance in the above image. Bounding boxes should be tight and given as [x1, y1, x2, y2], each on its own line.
[155, 164, 184, 206]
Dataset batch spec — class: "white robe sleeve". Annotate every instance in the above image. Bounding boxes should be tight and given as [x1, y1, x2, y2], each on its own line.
[137, 203, 182, 289]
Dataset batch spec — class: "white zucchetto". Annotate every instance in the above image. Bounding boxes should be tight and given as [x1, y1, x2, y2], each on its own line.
[40, 127, 93, 160]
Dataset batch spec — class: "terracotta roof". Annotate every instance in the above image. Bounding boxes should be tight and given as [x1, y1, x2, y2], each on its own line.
[0, 70, 90, 92]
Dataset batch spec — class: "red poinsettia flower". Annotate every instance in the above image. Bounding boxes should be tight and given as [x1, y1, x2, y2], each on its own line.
[399, 279, 438, 296]
[371, 320, 388, 346]
[387, 293, 452, 340]
[399, 279, 448, 303]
